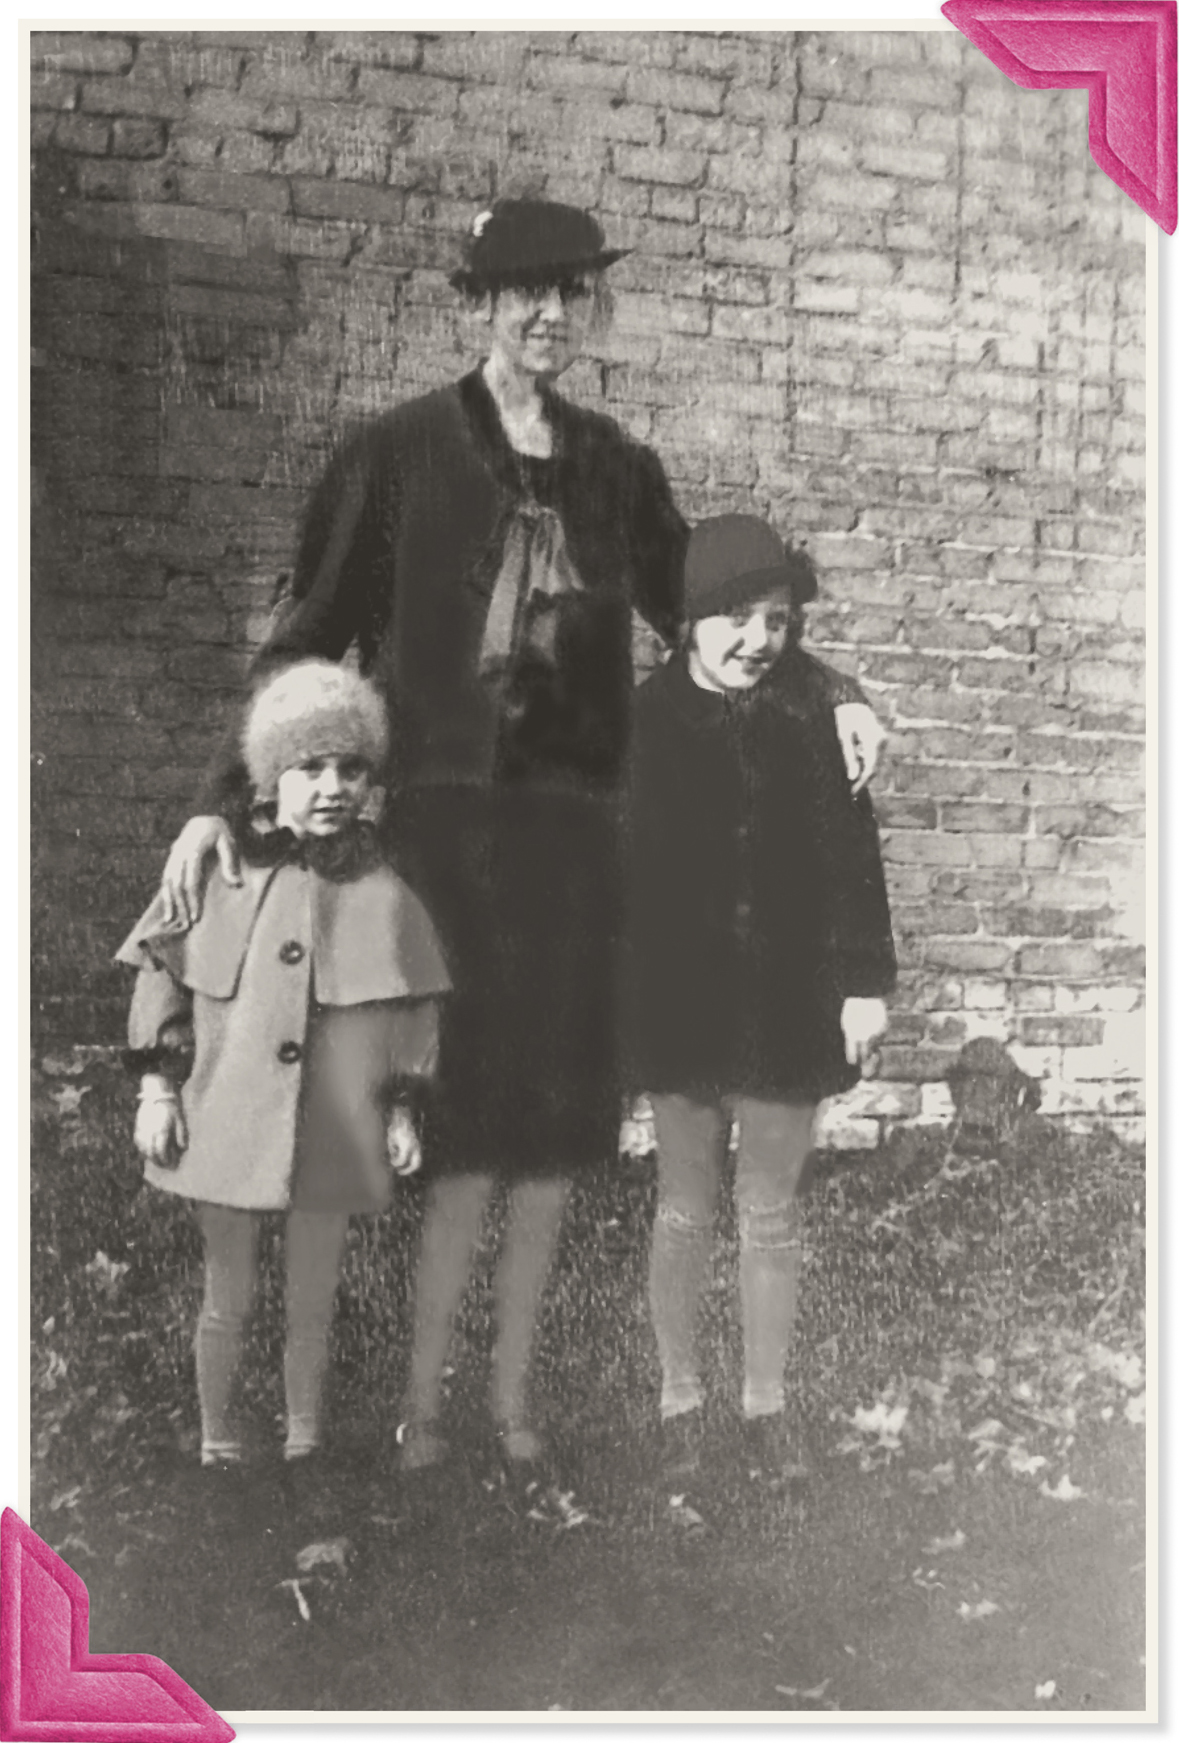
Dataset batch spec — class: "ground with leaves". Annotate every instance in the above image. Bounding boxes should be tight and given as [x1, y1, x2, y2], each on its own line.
[31, 1056, 1147, 1715]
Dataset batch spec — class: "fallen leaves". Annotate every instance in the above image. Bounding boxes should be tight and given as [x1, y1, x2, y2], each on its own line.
[83, 1252, 129, 1295]
[1039, 1474, 1085, 1503]
[295, 1537, 351, 1575]
[668, 1494, 706, 1530]
[922, 1529, 965, 1554]
[907, 1461, 956, 1494]
[278, 1578, 313, 1622]
[775, 1677, 830, 1701]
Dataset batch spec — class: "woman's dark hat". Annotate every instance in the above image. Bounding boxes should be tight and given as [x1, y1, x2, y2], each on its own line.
[450, 198, 629, 294]
[684, 514, 818, 619]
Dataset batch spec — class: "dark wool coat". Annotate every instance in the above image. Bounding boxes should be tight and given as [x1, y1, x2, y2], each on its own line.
[200, 368, 689, 810]
[625, 651, 897, 1105]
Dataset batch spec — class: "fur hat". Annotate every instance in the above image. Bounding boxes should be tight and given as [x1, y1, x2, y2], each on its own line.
[243, 661, 389, 799]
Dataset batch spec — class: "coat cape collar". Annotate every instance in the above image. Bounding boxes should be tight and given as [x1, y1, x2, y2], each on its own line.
[116, 857, 451, 1006]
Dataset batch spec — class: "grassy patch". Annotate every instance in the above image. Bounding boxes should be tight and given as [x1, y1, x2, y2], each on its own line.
[29, 1054, 1147, 1713]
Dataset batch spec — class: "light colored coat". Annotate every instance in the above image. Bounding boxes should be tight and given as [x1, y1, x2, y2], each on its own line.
[118, 855, 451, 1214]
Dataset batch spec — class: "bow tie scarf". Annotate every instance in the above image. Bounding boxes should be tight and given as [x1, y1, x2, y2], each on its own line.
[477, 502, 586, 697]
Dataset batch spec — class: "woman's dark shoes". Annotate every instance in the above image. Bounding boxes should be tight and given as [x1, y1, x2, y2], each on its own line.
[393, 1420, 455, 1530]
[740, 1411, 813, 1492]
[656, 1408, 705, 1487]
[395, 1418, 449, 1474]
[493, 1426, 574, 1521]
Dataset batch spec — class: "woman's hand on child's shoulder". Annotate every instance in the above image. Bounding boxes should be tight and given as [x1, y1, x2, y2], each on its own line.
[387, 1104, 423, 1177]
[159, 816, 241, 928]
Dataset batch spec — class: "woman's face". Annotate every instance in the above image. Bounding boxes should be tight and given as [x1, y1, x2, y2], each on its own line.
[689, 597, 794, 692]
[487, 277, 597, 382]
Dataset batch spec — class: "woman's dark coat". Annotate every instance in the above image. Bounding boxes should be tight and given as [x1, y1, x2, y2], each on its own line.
[200, 369, 688, 809]
[625, 650, 897, 1105]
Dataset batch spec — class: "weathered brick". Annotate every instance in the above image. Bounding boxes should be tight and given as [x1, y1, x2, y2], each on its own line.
[109, 117, 169, 159]
[53, 112, 111, 154]
[357, 68, 460, 116]
[33, 32, 134, 74]
[627, 66, 725, 114]
[188, 89, 299, 136]
[133, 202, 246, 251]
[31, 70, 80, 111]
[614, 144, 707, 187]
[290, 178, 404, 225]
[238, 49, 355, 104]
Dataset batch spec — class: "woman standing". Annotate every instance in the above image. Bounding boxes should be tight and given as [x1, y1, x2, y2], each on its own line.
[158, 199, 881, 1494]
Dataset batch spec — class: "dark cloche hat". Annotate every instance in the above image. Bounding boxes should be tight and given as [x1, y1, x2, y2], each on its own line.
[449, 198, 630, 294]
[684, 514, 818, 620]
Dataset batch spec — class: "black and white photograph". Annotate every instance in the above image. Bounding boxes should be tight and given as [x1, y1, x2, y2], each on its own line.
[24, 10, 1155, 1721]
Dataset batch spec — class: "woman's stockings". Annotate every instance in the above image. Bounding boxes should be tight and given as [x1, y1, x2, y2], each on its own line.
[401, 1172, 571, 1462]
[401, 1173, 495, 1455]
[491, 1176, 571, 1457]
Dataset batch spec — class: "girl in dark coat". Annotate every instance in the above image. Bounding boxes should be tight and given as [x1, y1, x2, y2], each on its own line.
[156, 202, 885, 1497]
[626, 515, 896, 1487]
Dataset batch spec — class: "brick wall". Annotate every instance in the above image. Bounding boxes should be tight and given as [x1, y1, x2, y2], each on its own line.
[30, 28, 1147, 1142]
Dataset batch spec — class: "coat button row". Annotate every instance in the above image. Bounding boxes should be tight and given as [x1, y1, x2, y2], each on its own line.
[277, 1041, 303, 1065]
[279, 940, 305, 965]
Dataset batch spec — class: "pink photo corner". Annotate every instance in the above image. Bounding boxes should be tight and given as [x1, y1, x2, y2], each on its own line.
[942, 0, 1178, 232]
[0, 1512, 234, 1743]
[10, 4, 1169, 1739]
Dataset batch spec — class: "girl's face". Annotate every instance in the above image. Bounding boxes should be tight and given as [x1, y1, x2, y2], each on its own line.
[689, 598, 794, 693]
[275, 754, 371, 837]
[487, 276, 597, 382]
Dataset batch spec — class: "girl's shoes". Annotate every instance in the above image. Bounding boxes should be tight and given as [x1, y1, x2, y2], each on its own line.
[281, 1447, 338, 1531]
[493, 1426, 564, 1517]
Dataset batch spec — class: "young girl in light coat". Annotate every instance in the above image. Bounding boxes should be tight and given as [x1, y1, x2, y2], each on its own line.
[119, 661, 450, 1484]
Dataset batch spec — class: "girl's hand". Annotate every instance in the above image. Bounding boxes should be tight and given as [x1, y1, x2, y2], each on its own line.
[834, 703, 886, 795]
[159, 816, 240, 929]
[841, 997, 888, 1066]
[387, 1105, 423, 1177]
[134, 1078, 188, 1168]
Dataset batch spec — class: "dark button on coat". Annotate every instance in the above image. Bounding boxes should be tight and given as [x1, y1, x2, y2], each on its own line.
[624, 652, 897, 1105]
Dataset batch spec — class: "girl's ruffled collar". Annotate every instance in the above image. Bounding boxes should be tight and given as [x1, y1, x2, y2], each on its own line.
[237, 814, 383, 882]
